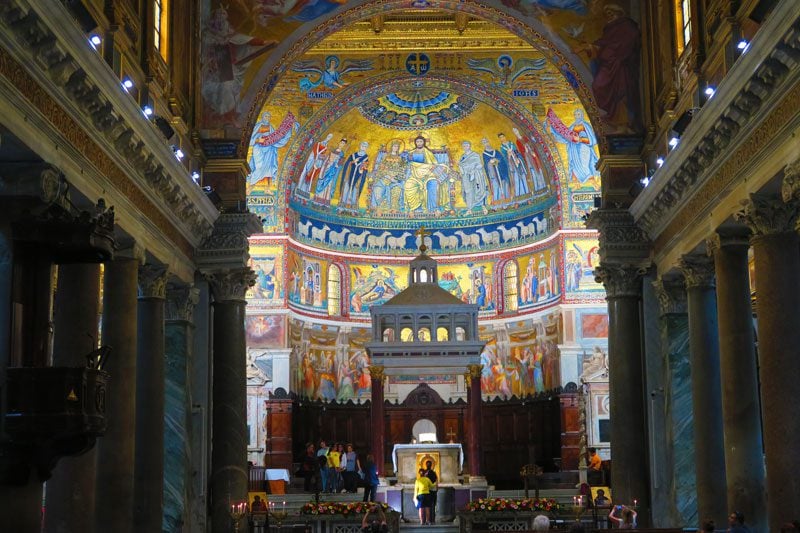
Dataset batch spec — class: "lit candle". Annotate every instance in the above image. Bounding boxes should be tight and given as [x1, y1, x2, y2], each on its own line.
[283, 501, 286, 511]
[633, 499, 638, 507]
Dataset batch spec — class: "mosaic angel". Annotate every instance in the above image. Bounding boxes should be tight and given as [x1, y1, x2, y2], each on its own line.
[292, 56, 373, 91]
[466, 55, 546, 88]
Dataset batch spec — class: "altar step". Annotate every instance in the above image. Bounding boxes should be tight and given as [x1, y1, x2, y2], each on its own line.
[399, 522, 459, 532]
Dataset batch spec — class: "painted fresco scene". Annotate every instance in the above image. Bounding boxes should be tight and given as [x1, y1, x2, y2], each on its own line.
[246, 243, 285, 308]
[516, 245, 561, 310]
[563, 236, 604, 301]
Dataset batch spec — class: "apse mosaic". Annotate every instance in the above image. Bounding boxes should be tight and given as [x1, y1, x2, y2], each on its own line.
[246, 244, 285, 308]
[563, 236, 604, 301]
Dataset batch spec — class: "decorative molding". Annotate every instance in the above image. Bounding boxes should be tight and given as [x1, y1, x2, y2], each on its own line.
[138, 264, 169, 299]
[631, 3, 800, 242]
[0, 1, 216, 252]
[205, 268, 256, 303]
[735, 193, 800, 237]
[166, 284, 200, 322]
[652, 277, 687, 316]
[593, 263, 647, 299]
[678, 254, 716, 290]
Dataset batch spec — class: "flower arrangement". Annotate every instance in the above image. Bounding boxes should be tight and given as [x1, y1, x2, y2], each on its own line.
[300, 501, 390, 516]
[463, 498, 560, 513]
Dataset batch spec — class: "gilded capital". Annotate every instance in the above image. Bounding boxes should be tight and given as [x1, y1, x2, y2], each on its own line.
[735, 193, 800, 237]
[166, 284, 200, 322]
[138, 264, 168, 299]
[678, 254, 716, 290]
[368, 365, 385, 383]
[467, 363, 483, 380]
[781, 158, 800, 203]
[205, 267, 256, 302]
[593, 263, 646, 299]
[652, 277, 687, 316]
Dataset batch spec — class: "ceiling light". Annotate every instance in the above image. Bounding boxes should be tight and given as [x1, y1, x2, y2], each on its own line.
[640, 176, 650, 187]
[89, 34, 101, 48]
[668, 137, 679, 148]
[191, 171, 200, 184]
[704, 86, 716, 98]
[122, 78, 134, 91]
[172, 146, 184, 160]
[737, 39, 749, 51]
[656, 157, 664, 167]
[143, 106, 153, 117]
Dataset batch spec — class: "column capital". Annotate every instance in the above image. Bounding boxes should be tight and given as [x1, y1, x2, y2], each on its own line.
[138, 264, 168, 299]
[197, 212, 262, 272]
[368, 365, 385, 383]
[780, 158, 800, 203]
[115, 240, 146, 264]
[585, 208, 651, 266]
[467, 363, 484, 380]
[678, 254, 716, 290]
[706, 230, 751, 254]
[204, 268, 256, 303]
[652, 276, 687, 316]
[594, 263, 647, 299]
[166, 284, 200, 322]
[735, 193, 800, 237]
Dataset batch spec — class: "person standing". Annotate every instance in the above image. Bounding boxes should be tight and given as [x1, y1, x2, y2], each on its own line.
[414, 468, 434, 525]
[362, 454, 379, 502]
[727, 511, 751, 533]
[424, 460, 438, 523]
[344, 444, 359, 493]
[316, 440, 330, 493]
[301, 442, 318, 493]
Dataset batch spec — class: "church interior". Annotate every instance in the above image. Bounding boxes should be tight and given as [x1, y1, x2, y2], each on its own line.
[0, 0, 798, 531]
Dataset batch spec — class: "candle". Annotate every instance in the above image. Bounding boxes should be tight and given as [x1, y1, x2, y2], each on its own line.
[633, 499, 638, 507]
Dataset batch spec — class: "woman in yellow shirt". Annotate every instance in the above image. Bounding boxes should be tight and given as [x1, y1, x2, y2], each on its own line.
[414, 468, 434, 525]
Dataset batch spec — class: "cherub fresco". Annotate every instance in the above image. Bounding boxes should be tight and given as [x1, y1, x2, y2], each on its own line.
[292, 56, 373, 92]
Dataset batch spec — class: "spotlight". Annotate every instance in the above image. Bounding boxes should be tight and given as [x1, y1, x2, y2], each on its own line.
[89, 34, 101, 49]
[668, 137, 679, 148]
[122, 78, 134, 91]
[142, 105, 153, 117]
[656, 157, 664, 167]
[704, 86, 716, 98]
[640, 176, 651, 187]
[172, 146, 184, 160]
[737, 39, 749, 52]
[191, 171, 200, 184]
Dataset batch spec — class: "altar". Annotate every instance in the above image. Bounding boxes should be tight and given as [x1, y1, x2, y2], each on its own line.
[392, 443, 464, 484]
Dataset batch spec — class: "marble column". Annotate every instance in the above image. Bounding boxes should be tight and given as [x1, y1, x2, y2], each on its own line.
[164, 284, 199, 532]
[737, 194, 800, 530]
[678, 254, 727, 526]
[707, 232, 766, 531]
[594, 264, 650, 524]
[95, 244, 143, 533]
[652, 277, 696, 527]
[369, 365, 386, 474]
[0, 221, 11, 435]
[45, 263, 101, 533]
[132, 264, 168, 531]
[466, 364, 483, 479]
[206, 268, 255, 533]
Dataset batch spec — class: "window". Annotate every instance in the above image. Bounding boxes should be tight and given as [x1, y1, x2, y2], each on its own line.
[674, 0, 692, 56]
[437, 327, 449, 341]
[504, 261, 519, 312]
[327, 265, 341, 316]
[154, 0, 169, 62]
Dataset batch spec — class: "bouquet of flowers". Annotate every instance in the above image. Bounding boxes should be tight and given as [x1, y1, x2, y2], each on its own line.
[300, 501, 390, 516]
[463, 497, 560, 513]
